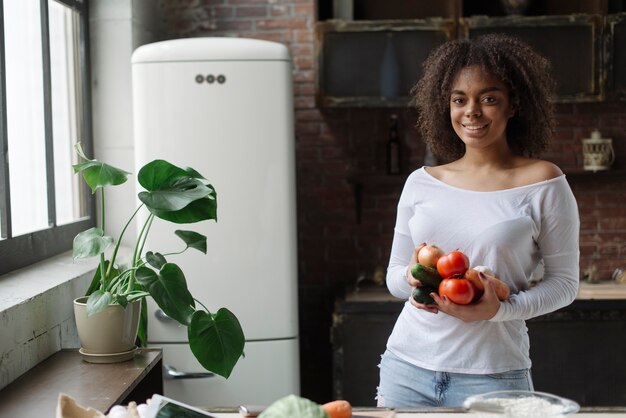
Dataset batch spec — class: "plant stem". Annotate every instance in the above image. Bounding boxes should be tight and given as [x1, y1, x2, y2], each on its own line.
[106, 204, 144, 279]
[126, 213, 154, 293]
[99, 188, 107, 290]
[194, 298, 209, 314]
[136, 214, 154, 261]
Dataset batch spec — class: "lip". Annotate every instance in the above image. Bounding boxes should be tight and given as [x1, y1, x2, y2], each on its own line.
[462, 122, 489, 131]
[460, 122, 489, 135]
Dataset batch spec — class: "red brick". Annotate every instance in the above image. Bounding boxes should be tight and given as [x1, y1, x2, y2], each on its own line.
[216, 20, 253, 31]
[270, 4, 291, 16]
[257, 18, 308, 30]
[293, 69, 314, 82]
[294, 3, 315, 16]
[235, 6, 268, 16]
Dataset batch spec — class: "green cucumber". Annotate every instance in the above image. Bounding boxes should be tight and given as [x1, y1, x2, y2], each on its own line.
[412, 286, 437, 304]
[411, 263, 443, 288]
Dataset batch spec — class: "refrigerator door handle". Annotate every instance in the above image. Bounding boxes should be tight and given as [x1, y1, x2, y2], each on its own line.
[163, 364, 216, 380]
[154, 309, 174, 322]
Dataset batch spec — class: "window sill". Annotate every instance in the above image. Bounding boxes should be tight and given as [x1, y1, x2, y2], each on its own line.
[0, 251, 98, 391]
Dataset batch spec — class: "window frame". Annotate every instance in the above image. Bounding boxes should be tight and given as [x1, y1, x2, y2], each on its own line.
[0, 0, 94, 275]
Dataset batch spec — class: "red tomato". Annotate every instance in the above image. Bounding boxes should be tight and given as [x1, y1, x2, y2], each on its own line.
[436, 250, 470, 278]
[438, 278, 476, 305]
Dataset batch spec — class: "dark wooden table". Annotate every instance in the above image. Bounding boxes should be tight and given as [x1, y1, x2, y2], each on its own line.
[0, 348, 163, 416]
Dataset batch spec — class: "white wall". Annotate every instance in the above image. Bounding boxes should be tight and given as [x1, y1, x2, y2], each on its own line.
[89, 0, 163, 246]
[0, 0, 163, 391]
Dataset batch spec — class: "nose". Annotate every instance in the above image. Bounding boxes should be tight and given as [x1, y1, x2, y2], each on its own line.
[465, 101, 482, 117]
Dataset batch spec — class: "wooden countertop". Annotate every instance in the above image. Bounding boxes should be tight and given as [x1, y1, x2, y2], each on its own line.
[203, 407, 626, 417]
[345, 281, 626, 303]
[206, 413, 626, 417]
[0, 348, 162, 416]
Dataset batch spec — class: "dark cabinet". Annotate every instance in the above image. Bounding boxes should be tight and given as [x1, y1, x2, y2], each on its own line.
[528, 299, 626, 406]
[332, 294, 626, 407]
[460, 14, 604, 102]
[316, 19, 454, 107]
[316, 3, 626, 106]
[331, 295, 402, 405]
[606, 13, 626, 100]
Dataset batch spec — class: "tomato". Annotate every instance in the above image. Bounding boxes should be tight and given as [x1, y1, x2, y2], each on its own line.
[322, 400, 352, 418]
[417, 244, 445, 268]
[436, 250, 470, 278]
[438, 277, 476, 305]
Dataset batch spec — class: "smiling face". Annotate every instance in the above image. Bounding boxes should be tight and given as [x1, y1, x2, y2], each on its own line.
[449, 66, 515, 153]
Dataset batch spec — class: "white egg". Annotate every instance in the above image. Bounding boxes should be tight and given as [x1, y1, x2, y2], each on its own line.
[106, 405, 129, 418]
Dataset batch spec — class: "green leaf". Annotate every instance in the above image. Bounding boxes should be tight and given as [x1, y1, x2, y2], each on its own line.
[135, 264, 195, 325]
[137, 160, 216, 218]
[146, 251, 167, 269]
[137, 298, 148, 347]
[73, 160, 130, 194]
[115, 293, 129, 308]
[175, 230, 207, 254]
[86, 290, 113, 316]
[258, 395, 328, 418]
[138, 178, 214, 212]
[149, 196, 218, 224]
[137, 160, 213, 211]
[73, 227, 114, 259]
[138, 160, 205, 189]
[188, 308, 245, 379]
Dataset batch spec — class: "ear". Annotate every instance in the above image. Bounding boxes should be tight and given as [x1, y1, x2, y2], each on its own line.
[507, 105, 516, 119]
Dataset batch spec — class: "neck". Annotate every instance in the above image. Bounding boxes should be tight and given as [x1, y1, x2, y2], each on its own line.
[457, 145, 516, 170]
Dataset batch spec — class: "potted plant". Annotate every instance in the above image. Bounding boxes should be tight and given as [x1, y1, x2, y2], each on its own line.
[72, 143, 245, 378]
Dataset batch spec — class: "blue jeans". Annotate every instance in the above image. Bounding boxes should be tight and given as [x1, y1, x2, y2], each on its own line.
[377, 350, 534, 408]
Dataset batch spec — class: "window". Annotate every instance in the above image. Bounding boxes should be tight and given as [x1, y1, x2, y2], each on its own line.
[0, 0, 94, 275]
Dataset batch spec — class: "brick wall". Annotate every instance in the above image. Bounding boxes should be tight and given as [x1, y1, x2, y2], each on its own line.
[159, 0, 626, 404]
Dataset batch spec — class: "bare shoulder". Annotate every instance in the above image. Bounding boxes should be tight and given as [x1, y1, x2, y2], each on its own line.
[516, 159, 563, 184]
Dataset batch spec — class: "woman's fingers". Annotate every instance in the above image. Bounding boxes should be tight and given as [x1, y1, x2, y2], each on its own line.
[409, 295, 439, 313]
[410, 243, 426, 265]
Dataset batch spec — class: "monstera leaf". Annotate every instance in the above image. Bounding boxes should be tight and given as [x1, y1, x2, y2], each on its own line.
[188, 308, 245, 379]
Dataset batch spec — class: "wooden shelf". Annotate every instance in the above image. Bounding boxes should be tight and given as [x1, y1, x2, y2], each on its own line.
[565, 168, 626, 181]
[0, 348, 163, 416]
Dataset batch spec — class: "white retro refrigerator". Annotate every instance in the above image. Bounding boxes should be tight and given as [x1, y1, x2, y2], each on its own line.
[131, 38, 300, 406]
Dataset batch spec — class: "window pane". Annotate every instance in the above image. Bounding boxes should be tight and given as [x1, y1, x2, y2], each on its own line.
[49, 0, 87, 225]
[4, 0, 49, 236]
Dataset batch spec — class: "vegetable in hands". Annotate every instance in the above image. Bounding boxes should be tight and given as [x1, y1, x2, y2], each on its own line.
[438, 277, 476, 305]
[436, 250, 470, 278]
[417, 244, 445, 268]
[464, 267, 510, 301]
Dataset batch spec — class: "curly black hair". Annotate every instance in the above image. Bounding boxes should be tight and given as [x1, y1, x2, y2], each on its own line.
[412, 33, 556, 162]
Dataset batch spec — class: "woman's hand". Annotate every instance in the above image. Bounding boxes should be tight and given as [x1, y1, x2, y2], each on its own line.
[430, 272, 501, 321]
[407, 243, 440, 314]
[406, 243, 425, 288]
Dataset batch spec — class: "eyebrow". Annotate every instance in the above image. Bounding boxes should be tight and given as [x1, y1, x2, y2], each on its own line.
[450, 87, 504, 95]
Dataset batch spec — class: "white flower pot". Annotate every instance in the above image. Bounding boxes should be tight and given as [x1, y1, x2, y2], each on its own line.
[73, 296, 141, 363]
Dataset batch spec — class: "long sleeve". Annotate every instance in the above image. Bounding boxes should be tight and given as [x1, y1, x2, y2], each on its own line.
[490, 177, 580, 321]
[386, 173, 418, 299]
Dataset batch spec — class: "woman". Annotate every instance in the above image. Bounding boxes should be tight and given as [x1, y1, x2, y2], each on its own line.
[377, 34, 580, 408]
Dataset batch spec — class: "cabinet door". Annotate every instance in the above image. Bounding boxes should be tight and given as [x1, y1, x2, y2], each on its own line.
[331, 303, 402, 406]
[460, 15, 604, 102]
[606, 13, 626, 100]
[528, 304, 626, 406]
[316, 20, 454, 107]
